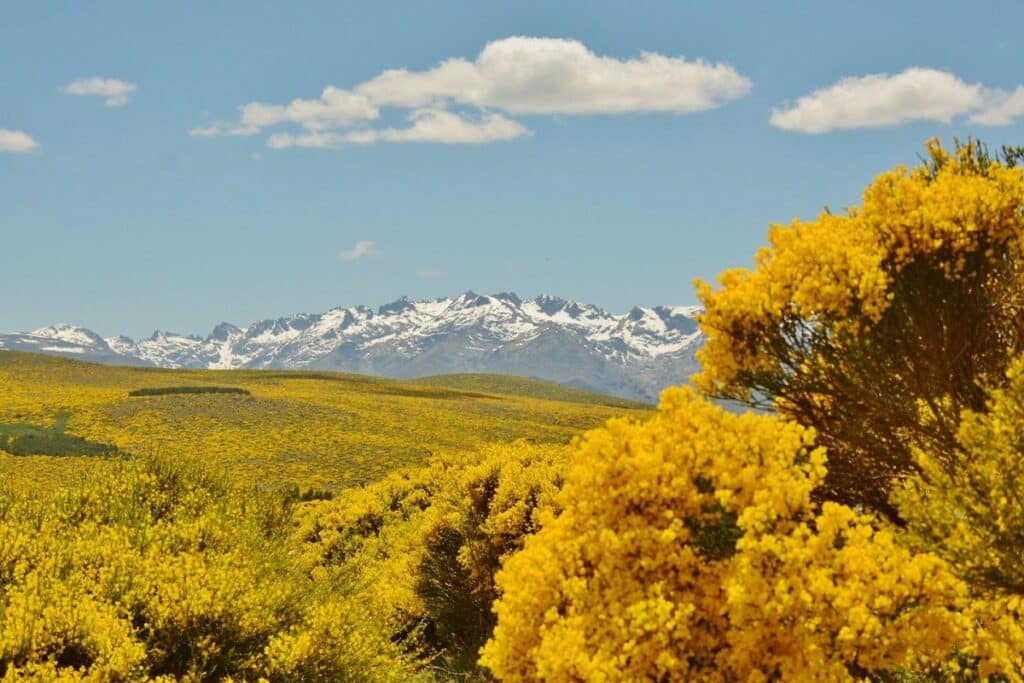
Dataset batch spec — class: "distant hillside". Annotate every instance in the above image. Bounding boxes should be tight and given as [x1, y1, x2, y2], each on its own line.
[0, 350, 650, 491]
[0, 292, 703, 402]
[413, 373, 651, 408]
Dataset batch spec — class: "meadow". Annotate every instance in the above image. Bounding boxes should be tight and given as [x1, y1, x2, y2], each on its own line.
[0, 350, 647, 493]
[0, 351, 647, 681]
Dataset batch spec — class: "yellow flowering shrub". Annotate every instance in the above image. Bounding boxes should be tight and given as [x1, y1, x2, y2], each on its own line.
[295, 441, 570, 675]
[966, 596, 1024, 680]
[892, 356, 1024, 677]
[695, 139, 1024, 515]
[0, 453, 413, 681]
[414, 442, 567, 670]
[896, 356, 1024, 594]
[481, 389, 973, 681]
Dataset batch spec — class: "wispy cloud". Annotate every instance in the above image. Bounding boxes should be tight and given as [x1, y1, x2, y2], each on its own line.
[240, 87, 378, 131]
[193, 36, 751, 148]
[188, 124, 258, 137]
[970, 86, 1024, 126]
[771, 67, 1024, 133]
[62, 77, 137, 107]
[339, 240, 379, 262]
[0, 129, 38, 153]
[268, 109, 529, 149]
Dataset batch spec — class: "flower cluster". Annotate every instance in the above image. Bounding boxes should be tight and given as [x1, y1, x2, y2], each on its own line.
[693, 139, 1024, 515]
[481, 389, 975, 681]
[0, 453, 413, 681]
[294, 440, 572, 673]
[695, 139, 1024, 398]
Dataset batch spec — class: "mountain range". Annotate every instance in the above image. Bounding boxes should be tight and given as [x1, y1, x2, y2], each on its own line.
[0, 292, 704, 402]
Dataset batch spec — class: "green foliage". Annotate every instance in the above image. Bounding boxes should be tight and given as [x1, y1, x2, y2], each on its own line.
[918, 137, 1024, 176]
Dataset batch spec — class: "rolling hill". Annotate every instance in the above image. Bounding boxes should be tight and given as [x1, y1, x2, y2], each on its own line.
[0, 350, 651, 492]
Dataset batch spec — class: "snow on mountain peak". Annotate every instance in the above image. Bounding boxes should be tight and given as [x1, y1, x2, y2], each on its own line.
[30, 323, 104, 347]
[378, 296, 415, 316]
[105, 335, 136, 354]
[207, 322, 242, 342]
[493, 291, 522, 306]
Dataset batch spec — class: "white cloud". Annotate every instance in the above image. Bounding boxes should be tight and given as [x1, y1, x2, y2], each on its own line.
[268, 109, 529, 148]
[355, 36, 751, 114]
[970, 86, 1024, 126]
[339, 240, 379, 261]
[771, 69, 984, 133]
[0, 129, 38, 153]
[240, 87, 378, 130]
[62, 77, 137, 106]
[374, 109, 530, 143]
[194, 36, 750, 149]
[771, 68, 1024, 133]
[196, 87, 378, 139]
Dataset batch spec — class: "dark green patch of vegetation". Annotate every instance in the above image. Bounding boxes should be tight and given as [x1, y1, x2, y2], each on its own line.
[129, 386, 251, 397]
[0, 420, 119, 457]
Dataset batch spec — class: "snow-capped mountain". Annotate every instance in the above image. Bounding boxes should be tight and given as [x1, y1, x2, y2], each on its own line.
[0, 293, 704, 402]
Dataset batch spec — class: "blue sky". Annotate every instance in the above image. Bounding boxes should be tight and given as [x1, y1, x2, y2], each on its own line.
[3, 1, 1024, 338]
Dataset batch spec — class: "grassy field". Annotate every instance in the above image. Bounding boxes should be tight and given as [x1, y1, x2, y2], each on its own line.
[0, 350, 650, 492]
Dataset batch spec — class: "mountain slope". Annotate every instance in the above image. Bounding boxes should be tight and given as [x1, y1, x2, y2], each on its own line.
[0, 293, 703, 402]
